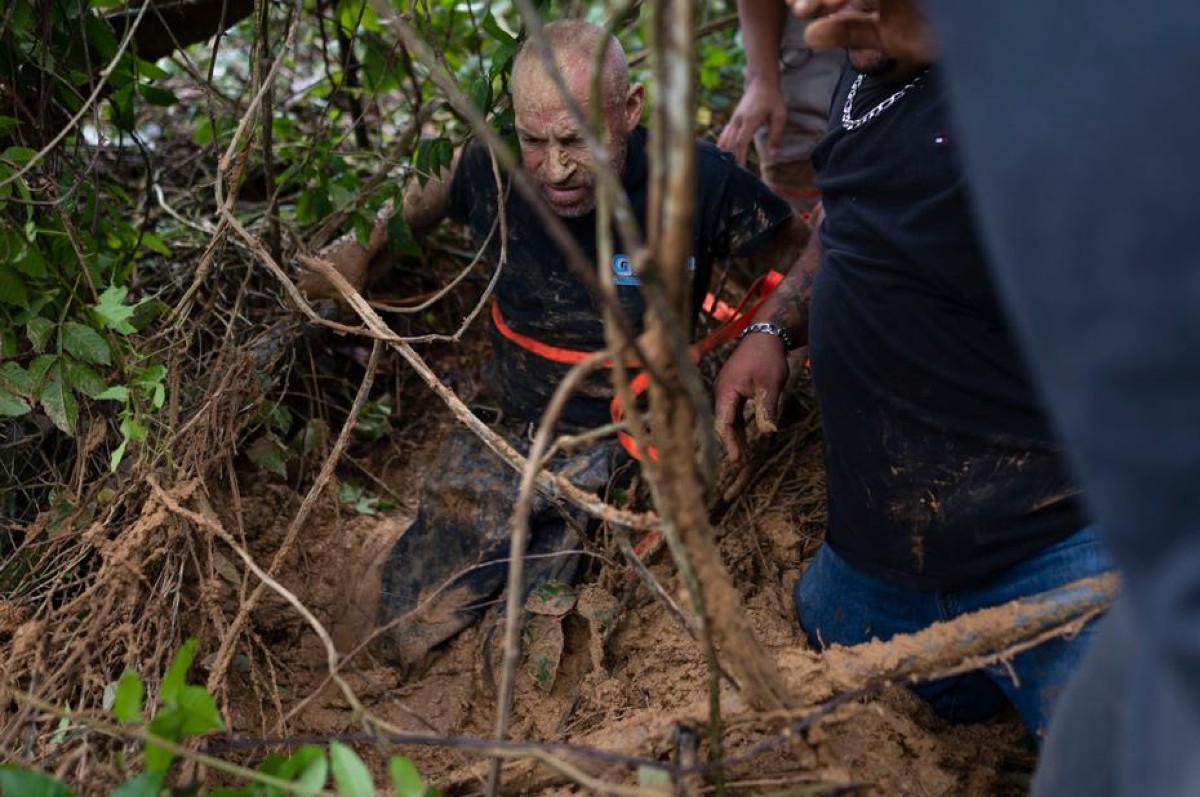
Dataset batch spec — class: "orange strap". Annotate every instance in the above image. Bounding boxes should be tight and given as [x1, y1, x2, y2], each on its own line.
[491, 270, 786, 462]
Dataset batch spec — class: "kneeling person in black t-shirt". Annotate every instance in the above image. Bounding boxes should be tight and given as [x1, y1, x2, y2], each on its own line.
[378, 19, 807, 673]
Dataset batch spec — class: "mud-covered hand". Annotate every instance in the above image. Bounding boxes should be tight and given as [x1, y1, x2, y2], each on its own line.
[788, 0, 938, 64]
[717, 77, 789, 166]
[714, 333, 790, 462]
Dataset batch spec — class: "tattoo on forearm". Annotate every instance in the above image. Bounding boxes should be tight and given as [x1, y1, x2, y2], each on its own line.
[766, 270, 815, 333]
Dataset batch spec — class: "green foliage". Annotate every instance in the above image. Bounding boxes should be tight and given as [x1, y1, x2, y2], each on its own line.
[1, 0, 175, 480]
[2, 640, 442, 794]
[351, 395, 393, 441]
[337, 481, 395, 515]
[0, 765, 75, 797]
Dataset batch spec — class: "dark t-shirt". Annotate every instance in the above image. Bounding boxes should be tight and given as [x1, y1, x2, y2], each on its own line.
[447, 126, 792, 427]
[809, 65, 1088, 590]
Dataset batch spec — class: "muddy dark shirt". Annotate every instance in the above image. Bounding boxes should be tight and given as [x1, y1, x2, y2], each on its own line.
[809, 66, 1088, 590]
[447, 126, 792, 427]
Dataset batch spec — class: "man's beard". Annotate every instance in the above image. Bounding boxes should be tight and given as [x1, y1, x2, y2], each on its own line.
[849, 49, 898, 77]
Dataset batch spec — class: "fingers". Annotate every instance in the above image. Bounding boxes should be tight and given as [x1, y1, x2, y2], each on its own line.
[713, 392, 748, 462]
[718, 115, 753, 165]
[804, 12, 884, 50]
[765, 110, 787, 158]
[752, 385, 781, 435]
[787, 0, 852, 17]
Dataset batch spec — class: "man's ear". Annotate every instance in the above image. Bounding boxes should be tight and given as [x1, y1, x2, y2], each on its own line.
[624, 83, 646, 132]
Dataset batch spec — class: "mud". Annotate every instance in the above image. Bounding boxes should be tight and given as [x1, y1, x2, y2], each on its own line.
[202, 399, 1032, 795]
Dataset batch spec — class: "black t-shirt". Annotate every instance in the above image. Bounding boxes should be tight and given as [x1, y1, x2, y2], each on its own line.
[447, 126, 792, 427]
[810, 65, 1088, 590]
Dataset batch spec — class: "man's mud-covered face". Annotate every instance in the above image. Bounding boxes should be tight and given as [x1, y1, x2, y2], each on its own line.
[512, 58, 643, 218]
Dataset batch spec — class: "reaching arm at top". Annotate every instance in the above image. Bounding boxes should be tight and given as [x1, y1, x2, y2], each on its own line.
[713, 204, 824, 461]
[717, 0, 788, 164]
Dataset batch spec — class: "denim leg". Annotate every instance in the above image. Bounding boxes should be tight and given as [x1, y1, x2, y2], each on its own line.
[795, 544, 1005, 723]
[953, 526, 1116, 737]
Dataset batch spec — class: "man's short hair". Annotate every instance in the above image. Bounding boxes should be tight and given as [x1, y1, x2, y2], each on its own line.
[512, 19, 630, 109]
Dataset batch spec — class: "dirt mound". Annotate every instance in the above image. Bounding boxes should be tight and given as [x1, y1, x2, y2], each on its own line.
[200, 393, 1031, 796]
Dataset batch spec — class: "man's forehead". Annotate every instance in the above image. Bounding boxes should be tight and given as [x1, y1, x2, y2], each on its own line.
[513, 55, 602, 106]
[513, 104, 582, 139]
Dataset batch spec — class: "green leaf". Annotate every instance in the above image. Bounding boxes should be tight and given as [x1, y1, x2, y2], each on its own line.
[40, 361, 79, 435]
[64, 359, 106, 399]
[389, 756, 426, 797]
[434, 138, 454, 176]
[0, 361, 32, 394]
[26, 316, 53, 352]
[489, 40, 518, 82]
[481, 11, 517, 46]
[296, 187, 333, 224]
[193, 117, 214, 146]
[112, 670, 144, 724]
[295, 418, 329, 454]
[160, 638, 199, 706]
[12, 241, 48, 279]
[94, 285, 138, 334]
[469, 77, 491, 113]
[144, 712, 180, 772]
[246, 434, 288, 478]
[129, 297, 169, 331]
[329, 740, 374, 797]
[108, 85, 136, 132]
[27, 354, 56, 387]
[0, 386, 29, 417]
[111, 771, 164, 797]
[97, 385, 130, 403]
[1, 146, 37, 167]
[175, 684, 226, 735]
[137, 83, 177, 107]
[0, 268, 28, 305]
[140, 232, 171, 257]
[136, 59, 170, 80]
[386, 213, 421, 257]
[0, 765, 75, 797]
[61, 322, 112, 365]
[0, 116, 19, 136]
[278, 746, 329, 796]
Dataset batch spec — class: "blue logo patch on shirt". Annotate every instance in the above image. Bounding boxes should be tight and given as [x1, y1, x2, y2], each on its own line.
[613, 254, 638, 286]
[612, 254, 696, 286]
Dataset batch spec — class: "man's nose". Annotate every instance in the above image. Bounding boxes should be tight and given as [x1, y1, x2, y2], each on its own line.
[544, 146, 576, 183]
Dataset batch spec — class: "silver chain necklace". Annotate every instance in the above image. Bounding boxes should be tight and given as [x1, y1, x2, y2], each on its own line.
[841, 69, 929, 131]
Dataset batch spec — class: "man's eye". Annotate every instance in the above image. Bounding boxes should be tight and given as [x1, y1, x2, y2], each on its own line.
[519, 136, 543, 146]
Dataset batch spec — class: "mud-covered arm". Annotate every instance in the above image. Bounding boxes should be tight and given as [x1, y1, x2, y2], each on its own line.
[713, 205, 823, 461]
[401, 148, 462, 234]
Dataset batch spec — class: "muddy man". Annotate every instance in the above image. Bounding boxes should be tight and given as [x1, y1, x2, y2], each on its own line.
[377, 19, 807, 675]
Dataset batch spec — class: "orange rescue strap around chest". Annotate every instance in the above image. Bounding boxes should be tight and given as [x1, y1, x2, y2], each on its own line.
[490, 269, 786, 462]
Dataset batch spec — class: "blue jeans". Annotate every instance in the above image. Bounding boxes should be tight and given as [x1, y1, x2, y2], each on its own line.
[794, 527, 1114, 738]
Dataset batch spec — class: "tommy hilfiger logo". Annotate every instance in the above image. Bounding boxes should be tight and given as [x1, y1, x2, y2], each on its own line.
[612, 254, 696, 286]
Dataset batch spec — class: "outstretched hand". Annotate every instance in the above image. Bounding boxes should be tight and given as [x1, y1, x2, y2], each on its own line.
[713, 334, 790, 462]
[788, 0, 938, 64]
[717, 78, 788, 166]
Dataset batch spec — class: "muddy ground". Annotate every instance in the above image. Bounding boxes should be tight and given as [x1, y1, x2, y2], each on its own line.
[199, 345, 1035, 796]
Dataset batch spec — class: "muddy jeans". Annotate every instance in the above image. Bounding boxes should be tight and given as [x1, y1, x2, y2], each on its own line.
[794, 526, 1114, 737]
